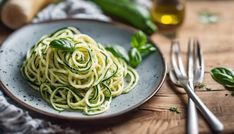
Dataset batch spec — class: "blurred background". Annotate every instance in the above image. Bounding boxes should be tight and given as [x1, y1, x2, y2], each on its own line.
[0, 0, 220, 36]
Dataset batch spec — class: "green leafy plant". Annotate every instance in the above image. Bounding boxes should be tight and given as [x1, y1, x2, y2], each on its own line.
[106, 31, 156, 68]
[131, 31, 156, 57]
[129, 31, 156, 68]
[49, 38, 75, 52]
[105, 45, 129, 62]
[131, 31, 147, 48]
[210, 67, 234, 88]
[129, 48, 142, 68]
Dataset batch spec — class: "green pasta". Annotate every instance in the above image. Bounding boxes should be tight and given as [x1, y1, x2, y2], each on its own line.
[21, 27, 139, 115]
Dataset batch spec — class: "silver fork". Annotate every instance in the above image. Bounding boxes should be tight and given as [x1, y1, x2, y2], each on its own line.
[169, 40, 224, 133]
[187, 39, 200, 134]
[170, 40, 199, 134]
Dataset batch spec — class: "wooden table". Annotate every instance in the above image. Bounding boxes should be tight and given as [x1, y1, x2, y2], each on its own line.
[1, 0, 234, 134]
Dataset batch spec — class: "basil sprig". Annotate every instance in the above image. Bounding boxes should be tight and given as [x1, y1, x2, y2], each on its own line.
[131, 31, 147, 48]
[131, 31, 156, 57]
[106, 31, 156, 68]
[49, 38, 76, 52]
[129, 31, 156, 67]
[129, 48, 142, 68]
[210, 67, 234, 88]
[105, 45, 129, 62]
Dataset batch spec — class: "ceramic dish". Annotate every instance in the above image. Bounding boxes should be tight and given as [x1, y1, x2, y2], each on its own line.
[0, 19, 166, 120]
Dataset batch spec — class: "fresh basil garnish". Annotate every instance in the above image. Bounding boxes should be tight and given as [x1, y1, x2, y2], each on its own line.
[131, 31, 156, 55]
[106, 31, 155, 68]
[131, 31, 147, 48]
[105, 45, 129, 62]
[138, 43, 156, 56]
[49, 38, 75, 52]
[129, 48, 142, 68]
[210, 67, 234, 88]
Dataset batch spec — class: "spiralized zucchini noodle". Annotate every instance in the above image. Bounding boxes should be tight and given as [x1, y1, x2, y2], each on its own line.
[21, 27, 139, 115]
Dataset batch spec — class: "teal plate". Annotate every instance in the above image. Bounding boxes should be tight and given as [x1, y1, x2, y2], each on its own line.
[0, 19, 166, 120]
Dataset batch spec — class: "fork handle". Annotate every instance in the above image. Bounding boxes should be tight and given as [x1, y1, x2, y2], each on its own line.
[183, 83, 224, 133]
[187, 98, 199, 134]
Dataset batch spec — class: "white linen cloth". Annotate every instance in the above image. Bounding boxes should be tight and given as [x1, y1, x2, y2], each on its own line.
[32, 0, 110, 23]
[0, 91, 77, 134]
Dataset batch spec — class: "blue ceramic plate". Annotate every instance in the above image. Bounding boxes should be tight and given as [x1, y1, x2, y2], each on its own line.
[0, 19, 166, 120]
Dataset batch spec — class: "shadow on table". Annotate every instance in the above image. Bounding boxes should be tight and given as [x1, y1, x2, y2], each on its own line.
[28, 107, 139, 133]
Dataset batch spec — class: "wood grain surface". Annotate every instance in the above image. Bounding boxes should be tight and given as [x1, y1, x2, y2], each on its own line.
[0, 0, 234, 134]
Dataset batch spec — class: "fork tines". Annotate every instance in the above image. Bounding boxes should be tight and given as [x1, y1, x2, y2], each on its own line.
[170, 39, 204, 84]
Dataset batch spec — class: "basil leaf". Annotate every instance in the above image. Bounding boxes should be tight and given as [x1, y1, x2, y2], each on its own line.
[105, 45, 129, 62]
[50, 38, 75, 52]
[211, 67, 234, 88]
[131, 31, 147, 48]
[211, 67, 234, 77]
[138, 43, 156, 56]
[106, 31, 154, 68]
[129, 48, 142, 68]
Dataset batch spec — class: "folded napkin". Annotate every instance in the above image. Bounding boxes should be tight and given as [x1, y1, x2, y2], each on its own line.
[32, 0, 151, 23]
[0, 91, 77, 134]
[0, 0, 151, 133]
[32, 0, 110, 23]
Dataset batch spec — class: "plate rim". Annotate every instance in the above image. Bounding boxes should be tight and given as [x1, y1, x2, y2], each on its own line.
[0, 18, 167, 121]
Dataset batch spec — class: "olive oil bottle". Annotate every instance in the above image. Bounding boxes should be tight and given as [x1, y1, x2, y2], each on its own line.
[151, 0, 185, 31]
